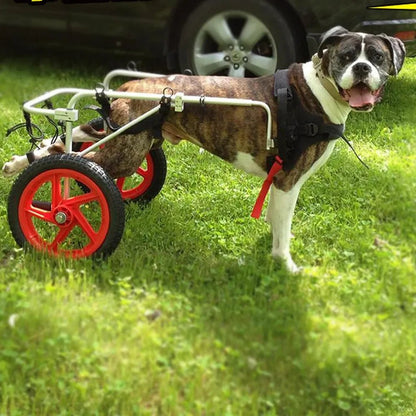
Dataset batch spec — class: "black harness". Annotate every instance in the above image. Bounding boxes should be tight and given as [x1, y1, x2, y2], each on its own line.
[251, 69, 369, 219]
[273, 69, 345, 171]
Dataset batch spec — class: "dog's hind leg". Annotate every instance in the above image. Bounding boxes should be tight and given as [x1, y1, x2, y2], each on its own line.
[2, 137, 66, 177]
[266, 184, 302, 273]
[2, 123, 104, 177]
[72, 124, 106, 143]
[86, 132, 154, 179]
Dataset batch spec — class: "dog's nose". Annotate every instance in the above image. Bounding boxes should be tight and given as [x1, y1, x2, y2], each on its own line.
[353, 62, 371, 76]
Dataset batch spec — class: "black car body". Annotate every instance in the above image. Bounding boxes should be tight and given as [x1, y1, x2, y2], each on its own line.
[1, 0, 415, 76]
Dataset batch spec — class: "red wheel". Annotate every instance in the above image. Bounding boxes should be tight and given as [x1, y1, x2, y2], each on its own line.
[76, 140, 167, 204]
[8, 154, 125, 259]
[115, 152, 155, 200]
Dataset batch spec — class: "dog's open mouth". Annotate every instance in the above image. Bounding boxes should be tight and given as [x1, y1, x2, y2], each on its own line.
[339, 83, 383, 111]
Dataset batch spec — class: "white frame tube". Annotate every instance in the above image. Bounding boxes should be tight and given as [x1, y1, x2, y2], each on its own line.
[21, 70, 275, 153]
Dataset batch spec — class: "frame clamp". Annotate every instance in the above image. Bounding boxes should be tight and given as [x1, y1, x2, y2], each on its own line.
[54, 108, 79, 122]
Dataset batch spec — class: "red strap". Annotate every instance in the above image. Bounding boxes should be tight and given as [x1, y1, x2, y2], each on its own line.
[251, 156, 283, 219]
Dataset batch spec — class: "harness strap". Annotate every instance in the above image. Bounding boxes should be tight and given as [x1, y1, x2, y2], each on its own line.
[340, 134, 369, 169]
[251, 155, 283, 219]
[275, 70, 293, 154]
[108, 111, 168, 139]
[85, 86, 172, 139]
[26, 151, 36, 164]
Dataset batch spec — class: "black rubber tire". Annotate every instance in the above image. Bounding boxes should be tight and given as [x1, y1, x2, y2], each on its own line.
[73, 119, 167, 204]
[8, 154, 125, 259]
[178, 0, 299, 76]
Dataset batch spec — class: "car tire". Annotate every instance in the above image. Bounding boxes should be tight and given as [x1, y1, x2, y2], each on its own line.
[178, 0, 299, 77]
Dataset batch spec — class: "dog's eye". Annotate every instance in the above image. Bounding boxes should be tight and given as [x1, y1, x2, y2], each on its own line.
[368, 47, 385, 65]
[373, 53, 384, 65]
[340, 51, 355, 63]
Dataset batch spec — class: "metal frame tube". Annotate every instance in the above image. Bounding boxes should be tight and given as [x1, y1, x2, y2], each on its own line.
[21, 69, 276, 154]
[103, 69, 164, 89]
[23, 88, 87, 116]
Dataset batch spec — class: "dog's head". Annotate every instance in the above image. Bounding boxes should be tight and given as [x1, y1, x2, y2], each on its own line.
[318, 26, 406, 112]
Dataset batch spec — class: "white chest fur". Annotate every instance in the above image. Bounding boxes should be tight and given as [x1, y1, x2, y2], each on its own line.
[232, 151, 267, 178]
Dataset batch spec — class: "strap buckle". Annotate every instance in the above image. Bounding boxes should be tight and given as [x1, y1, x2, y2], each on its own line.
[305, 123, 319, 137]
[159, 87, 173, 116]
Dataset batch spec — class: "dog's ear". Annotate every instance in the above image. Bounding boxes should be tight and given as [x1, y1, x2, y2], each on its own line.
[378, 34, 406, 75]
[318, 26, 350, 58]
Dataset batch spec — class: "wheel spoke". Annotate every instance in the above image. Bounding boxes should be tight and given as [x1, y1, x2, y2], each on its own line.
[137, 167, 148, 178]
[25, 205, 55, 223]
[51, 174, 62, 208]
[228, 65, 246, 78]
[64, 190, 101, 208]
[73, 210, 98, 242]
[202, 14, 235, 47]
[49, 225, 75, 252]
[239, 16, 267, 51]
[245, 53, 277, 76]
[195, 52, 228, 75]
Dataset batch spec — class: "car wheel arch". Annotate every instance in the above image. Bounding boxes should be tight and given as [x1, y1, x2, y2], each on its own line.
[164, 0, 309, 73]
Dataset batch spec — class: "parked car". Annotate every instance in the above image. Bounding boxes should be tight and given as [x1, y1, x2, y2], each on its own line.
[1, 0, 415, 76]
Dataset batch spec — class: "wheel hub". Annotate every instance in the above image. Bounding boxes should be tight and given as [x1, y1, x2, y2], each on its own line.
[224, 44, 249, 69]
[54, 207, 72, 226]
[231, 51, 242, 64]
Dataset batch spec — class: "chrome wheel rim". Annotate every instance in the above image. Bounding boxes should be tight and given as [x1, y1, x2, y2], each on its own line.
[193, 10, 278, 77]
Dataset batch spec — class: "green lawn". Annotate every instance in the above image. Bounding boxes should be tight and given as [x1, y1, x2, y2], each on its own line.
[0, 54, 415, 415]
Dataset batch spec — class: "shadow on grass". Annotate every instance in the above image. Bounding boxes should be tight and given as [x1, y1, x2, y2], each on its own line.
[100, 198, 312, 408]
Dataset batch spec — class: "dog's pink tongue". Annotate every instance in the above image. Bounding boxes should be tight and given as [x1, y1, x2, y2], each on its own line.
[348, 85, 376, 108]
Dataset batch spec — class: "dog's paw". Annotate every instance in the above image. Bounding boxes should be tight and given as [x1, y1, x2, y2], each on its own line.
[285, 259, 302, 274]
[272, 251, 302, 274]
[40, 138, 50, 148]
[2, 155, 28, 177]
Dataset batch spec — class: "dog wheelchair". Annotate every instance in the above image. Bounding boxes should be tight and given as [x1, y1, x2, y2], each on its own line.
[5, 67, 274, 259]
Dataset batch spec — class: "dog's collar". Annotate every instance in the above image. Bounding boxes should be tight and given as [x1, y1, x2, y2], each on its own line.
[311, 54, 346, 105]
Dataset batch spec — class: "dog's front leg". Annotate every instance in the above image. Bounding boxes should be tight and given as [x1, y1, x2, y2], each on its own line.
[266, 183, 302, 273]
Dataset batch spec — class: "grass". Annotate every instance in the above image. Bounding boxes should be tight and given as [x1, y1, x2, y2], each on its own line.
[0, 52, 415, 415]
